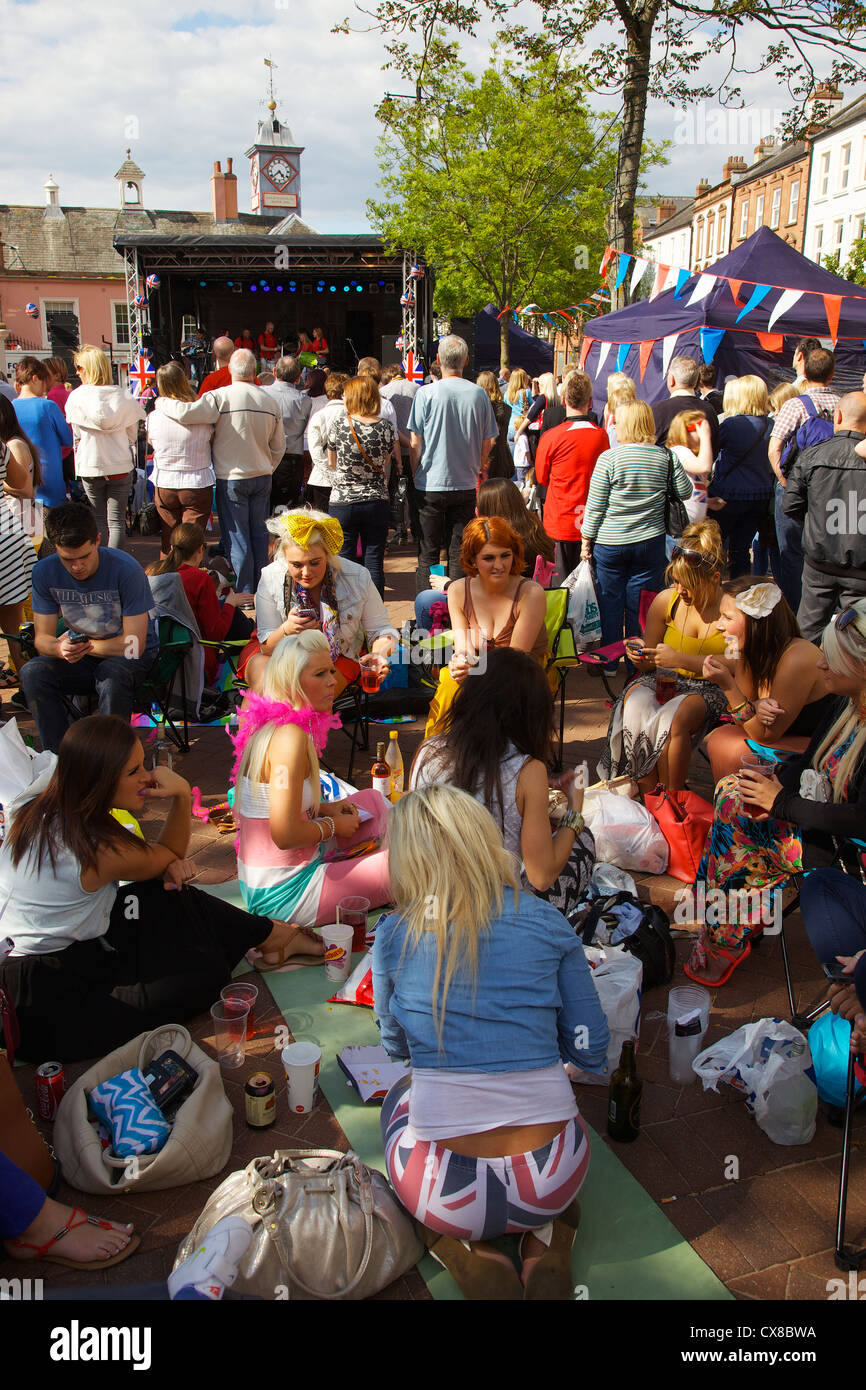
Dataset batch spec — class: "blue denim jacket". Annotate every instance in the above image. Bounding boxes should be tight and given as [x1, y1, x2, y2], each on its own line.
[371, 891, 610, 1076]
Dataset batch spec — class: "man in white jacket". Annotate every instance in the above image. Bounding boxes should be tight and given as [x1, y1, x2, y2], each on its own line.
[179, 350, 285, 592]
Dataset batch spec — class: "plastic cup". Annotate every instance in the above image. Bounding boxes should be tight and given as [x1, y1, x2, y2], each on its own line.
[210, 998, 250, 1070]
[220, 981, 259, 1040]
[337, 896, 370, 953]
[655, 669, 677, 705]
[667, 985, 711, 1085]
[321, 922, 354, 983]
[738, 754, 774, 819]
[281, 1041, 322, 1114]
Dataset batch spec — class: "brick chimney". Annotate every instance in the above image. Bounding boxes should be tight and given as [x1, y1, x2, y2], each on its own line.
[695, 178, 711, 199]
[807, 83, 844, 133]
[223, 157, 238, 221]
[211, 159, 239, 222]
[753, 135, 777, 161]
[656, 198, 677, 225]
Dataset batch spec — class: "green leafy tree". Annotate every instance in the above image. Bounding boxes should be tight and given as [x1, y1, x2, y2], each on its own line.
[368, 53, 619, 367]
[822, 237, 866, 286]
[338, 0, 866, 289]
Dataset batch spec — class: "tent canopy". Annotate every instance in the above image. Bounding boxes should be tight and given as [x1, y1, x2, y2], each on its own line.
[473, 303, 554, 375]
[583, 227, 866, 413]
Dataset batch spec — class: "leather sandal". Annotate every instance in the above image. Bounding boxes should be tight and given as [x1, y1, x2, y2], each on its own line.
[520, 1201, 581, 1301]
[7, 1207, 139, 1271]
[418, 1225, 523, 1301]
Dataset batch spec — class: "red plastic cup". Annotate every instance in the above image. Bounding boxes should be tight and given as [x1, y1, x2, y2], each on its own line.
[655, 670, 677, 705]
[337, 895, 370, 952]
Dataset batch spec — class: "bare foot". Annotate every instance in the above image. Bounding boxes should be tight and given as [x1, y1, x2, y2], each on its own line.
[519, 1231, 547, 1285]
[5, 1198, 135, 1265]
[261, 921, 325, 964]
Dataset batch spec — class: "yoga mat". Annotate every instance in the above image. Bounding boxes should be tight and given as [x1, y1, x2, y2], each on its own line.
[207, 882, 731, 1301]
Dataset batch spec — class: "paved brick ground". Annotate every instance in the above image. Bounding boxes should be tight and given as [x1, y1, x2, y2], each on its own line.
[2, 528, 862, 1301]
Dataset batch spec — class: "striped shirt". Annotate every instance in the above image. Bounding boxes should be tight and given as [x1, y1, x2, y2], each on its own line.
[582, 443, 692, 545]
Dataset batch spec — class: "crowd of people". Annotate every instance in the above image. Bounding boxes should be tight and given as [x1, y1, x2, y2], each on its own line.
[2, 327, 866, 1302]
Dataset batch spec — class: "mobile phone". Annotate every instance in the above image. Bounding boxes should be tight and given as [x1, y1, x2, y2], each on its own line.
[823, 962, 853, 983]
[68, 631, 90, 644]
[295, 607, 317, 621]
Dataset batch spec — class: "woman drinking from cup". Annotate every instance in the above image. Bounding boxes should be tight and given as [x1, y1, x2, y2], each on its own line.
[0, 715, 322, 1061]
[598, 520, 729, 791]
[423, 517, 547, 739]
[374, 785, 609, 1300]
[234, 629, 391, 931]
[703, 578, 832, 781]
[684, 600, 866, 987]
[240, 509, 398, 695]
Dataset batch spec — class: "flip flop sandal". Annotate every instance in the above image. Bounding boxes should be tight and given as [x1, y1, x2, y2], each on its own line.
[0, 666, 19, 688]
[252, 940, 324, 972]
[419, 1227, 523, 1301]
[520, 1201, 581, 1302]
[683, 938, 751, 987]
[8, 1207, 139, 1271]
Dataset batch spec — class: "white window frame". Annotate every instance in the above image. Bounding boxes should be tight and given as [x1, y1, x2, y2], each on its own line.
[739, 200, 750, 237]
[181, 314, 198, 341]
[787, 180, 800, 225]
[754, 193, 764, 229]
[695, 219, 705, 262]
[840, 143, 852, 191]
[706, 215, 716, 261]
[834, 219, 844, 248]
[111, 300, 131, 348]
[769, 188, 781, 229]
[42, 298, 80, 353]
[855, 213, 866, 245]
[820, 151, 831, 197]
[815, 224, 825, 263]
[718, 206, 727, 251]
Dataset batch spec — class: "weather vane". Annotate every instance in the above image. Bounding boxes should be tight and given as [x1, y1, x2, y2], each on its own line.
[261, 56, 283, 117]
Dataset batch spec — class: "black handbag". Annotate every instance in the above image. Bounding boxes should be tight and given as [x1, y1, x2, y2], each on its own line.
[664, 447, 689, 539]
[577, 891, 676, 989]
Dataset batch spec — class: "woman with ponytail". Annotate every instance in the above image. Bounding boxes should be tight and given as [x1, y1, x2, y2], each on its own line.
[685, 598, 866, 986]
[234, 629, 391, 927]
[148, 523, 253, 684]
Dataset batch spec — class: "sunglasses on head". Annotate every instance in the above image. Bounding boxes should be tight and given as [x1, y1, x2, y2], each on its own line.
[671, 544, 716, 569]
[835, 607, 866, 639]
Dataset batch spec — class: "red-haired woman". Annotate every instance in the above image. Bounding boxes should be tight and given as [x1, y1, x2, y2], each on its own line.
[424, 516, 547, 737]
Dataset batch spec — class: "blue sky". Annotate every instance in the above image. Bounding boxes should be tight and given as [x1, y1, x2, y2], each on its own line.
[0, 0, 825, 233]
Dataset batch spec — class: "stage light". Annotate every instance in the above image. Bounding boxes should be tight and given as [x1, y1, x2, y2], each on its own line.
[250, 285, 257, 292]
[259, 280, 266, 286]
[199, 281, 207, 287]
[262, 286, 270, 293]
[378, 280, 385, 286]
[276, 285, 283, 292]
[227, 281, 234, 287]
[356, 285, 363, 293]
[317, 286, 323, 291]
[343, 286, 349, 293]
[290, 286, 296, 292]
[329, 286, 336, 292]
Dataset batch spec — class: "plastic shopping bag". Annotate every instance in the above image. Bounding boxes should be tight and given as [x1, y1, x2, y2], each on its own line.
[563, 562, 602, 650]
[692, 1017, 817, 1146]
[583, 791, 669, 874]
[566, 944, 642, 1086]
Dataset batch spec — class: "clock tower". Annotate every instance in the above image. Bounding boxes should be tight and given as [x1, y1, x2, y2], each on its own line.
[245, 98, 304, 220]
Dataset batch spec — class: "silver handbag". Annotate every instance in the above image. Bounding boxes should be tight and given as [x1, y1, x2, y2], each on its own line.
[174, 1148, 424, 1300]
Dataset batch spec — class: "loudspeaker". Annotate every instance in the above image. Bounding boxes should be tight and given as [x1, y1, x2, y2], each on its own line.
[382, 334, 400, 367]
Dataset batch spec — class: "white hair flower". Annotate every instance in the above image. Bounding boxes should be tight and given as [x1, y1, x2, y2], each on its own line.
[735, 583, 783, 620]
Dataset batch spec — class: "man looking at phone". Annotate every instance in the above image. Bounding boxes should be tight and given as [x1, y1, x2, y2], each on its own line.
[20, 502, 158, 752]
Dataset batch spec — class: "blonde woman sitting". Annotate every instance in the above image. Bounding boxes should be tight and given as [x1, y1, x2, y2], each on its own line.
[234, 630, 390, 936]
[239, 509, 398, 694]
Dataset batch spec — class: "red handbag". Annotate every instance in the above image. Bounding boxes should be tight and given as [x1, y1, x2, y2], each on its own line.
[642, 786, 713, 883]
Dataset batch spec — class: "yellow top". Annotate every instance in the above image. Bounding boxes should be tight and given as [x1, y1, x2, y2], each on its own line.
[663, 592, 726, 679]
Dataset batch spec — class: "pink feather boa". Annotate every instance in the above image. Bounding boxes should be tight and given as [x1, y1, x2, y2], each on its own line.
[229, 692, 342, 785]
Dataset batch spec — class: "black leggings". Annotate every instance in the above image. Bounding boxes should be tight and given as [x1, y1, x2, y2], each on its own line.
[0, 881, 272, 1062]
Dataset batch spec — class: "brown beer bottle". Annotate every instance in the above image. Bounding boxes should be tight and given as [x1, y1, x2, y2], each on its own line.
[371, 742, 391, 798]
[607, 1040, 642, 1142]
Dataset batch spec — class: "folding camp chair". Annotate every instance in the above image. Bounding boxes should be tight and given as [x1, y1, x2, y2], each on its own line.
[131, 617, 195, 753]
[577, 589, 658, 703]
[544, 588, 579, 771]
[835, 1051, 866, 1270]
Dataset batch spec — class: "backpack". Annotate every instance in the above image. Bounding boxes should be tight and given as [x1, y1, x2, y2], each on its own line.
[780, 395, 835, 477]
[576, 890, 676, 990]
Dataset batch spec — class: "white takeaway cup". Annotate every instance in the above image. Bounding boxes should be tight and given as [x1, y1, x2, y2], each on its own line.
[321, 922, 354, 984]
[281, 1041, 322, 1114]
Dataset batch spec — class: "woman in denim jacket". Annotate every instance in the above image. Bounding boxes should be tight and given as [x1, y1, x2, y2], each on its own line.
[373, 785, 609, 1301]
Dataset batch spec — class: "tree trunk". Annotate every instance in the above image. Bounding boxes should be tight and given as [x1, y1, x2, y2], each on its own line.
[500, 314, 510, 371]
[609, 7, 654, 307]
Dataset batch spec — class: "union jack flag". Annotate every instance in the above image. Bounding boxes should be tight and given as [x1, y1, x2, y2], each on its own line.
[402, 350, 424, 383]
[129, 354, 155, 396]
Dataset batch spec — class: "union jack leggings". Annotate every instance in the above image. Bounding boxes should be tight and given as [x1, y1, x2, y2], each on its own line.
[381, 1075, 590, 1242]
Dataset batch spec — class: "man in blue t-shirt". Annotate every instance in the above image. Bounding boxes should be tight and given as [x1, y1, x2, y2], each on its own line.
[21, 502, 158, 752]
[407, 336, 498, 593]
[12, 358, 72, 508]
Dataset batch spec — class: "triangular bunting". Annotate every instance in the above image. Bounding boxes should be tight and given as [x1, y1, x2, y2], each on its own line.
[727, 278, 744, 307]
[599, 247, 615, 277]
[661, 333, 680, 377]
[638, 340, 655, 381]
[767, 288, 803, 333]
[735, 284, 772, 323]
[686, 274, 717, 308]
[823, 294, 843, 343]
[579, 336, 593, 370]
[664, 265, 680, 294]
[614, 254, 631, 292]
[649, 264, 669, 302]
[700, 327, 725, 364]
[756, 332, 784, 352]
[594, 342, 612, 378]
[615, 343, 631, 372]
[673, 269, 690, 299]
[630, 258, 649, 295]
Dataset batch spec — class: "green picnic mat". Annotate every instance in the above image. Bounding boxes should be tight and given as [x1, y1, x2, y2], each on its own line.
[208, 882, 731, 1301]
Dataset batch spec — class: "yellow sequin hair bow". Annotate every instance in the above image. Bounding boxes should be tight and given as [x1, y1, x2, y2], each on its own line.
[266, 510, 344, 555]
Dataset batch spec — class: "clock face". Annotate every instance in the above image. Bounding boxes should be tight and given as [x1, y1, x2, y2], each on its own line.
[264, 154, 298, 190]
[250, 158, 259, 191]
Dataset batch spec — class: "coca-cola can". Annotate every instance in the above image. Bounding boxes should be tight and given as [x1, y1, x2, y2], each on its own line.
[35, 1061, 66, 1121]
